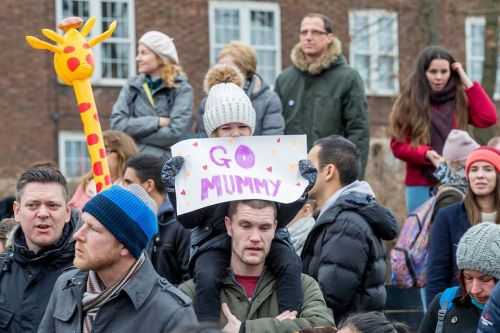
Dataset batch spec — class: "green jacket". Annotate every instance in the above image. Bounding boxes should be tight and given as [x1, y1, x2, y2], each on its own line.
[275, 38, 369, 176]
[180, 270, 335, 333]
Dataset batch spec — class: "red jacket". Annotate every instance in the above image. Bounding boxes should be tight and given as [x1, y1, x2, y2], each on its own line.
[391, 81, 497, 186]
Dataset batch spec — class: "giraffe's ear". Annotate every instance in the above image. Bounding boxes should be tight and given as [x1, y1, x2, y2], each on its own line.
[88, 20, 116, 47]
[81, 16, 96, 37]
[41, 29, 64, 44]
[25, 36, 61, 53]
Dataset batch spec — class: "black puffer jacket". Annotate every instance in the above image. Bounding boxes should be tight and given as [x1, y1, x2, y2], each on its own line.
[0, 210, 78, 333]
[301, 187, 398, 323]
[150, 199, 190, 285]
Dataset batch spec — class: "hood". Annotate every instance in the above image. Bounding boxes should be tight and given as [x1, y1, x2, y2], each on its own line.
[12, 209, 79, 264]
[291, 36, 343, 75]
[158, 197, 174, 215]
[130, 73, 187, 90]
[318, 189, 399, 241]
[245, 73, 269, 100]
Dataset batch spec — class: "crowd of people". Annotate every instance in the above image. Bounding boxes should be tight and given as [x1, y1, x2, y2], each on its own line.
[0, 11, 500, 333]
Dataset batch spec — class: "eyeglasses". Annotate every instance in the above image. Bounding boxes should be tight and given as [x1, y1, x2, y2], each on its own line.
[299, 29, 330, 37]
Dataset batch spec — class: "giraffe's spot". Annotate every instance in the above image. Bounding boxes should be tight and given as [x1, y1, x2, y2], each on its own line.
[79, 103, 91, 113]
[93, 161, 103, 176]
[87, 134, 99, 145]
[99, 148, 106, 158]
[104, 175, 111, 185]
[63, 46, 75, 53]
[67, 57, 80, 72]
[83, 42, 90, 49]
[86, 54, 94, 66]
[96, 182, 103, 193]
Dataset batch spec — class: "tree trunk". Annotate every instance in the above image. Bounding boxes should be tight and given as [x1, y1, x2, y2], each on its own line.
[474, 0, 500, 143]
[422, 0, 440, 45]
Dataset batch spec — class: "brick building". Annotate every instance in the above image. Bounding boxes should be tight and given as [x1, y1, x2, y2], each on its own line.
[0, 0, 497, 216]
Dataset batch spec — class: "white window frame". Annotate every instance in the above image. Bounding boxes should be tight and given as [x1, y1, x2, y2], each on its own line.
[58, 131, 90, 180]
[208, 0, 282, 83]
[348, 9, 399, 96]
[465, 16, 500, 99]
[55, 0, 136, 86]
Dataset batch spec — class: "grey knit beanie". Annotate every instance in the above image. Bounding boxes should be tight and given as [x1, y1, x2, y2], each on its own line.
[139, 31, 179, 64]
[203, 83, 256, 136]
[456, 222, 500, 279]
[442, 129, 479, 162]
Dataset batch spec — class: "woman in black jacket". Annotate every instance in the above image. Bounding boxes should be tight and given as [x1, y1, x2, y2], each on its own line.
[419, 222, 500, 333]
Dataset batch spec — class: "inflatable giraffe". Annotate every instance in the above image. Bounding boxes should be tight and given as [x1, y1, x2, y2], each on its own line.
[26, 17, 116, 192]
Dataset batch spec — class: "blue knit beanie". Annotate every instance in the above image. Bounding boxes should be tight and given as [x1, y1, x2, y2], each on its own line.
[83, 184, 158, 258]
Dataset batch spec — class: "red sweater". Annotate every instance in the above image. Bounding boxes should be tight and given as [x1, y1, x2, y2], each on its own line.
[391, 81, 497, 186]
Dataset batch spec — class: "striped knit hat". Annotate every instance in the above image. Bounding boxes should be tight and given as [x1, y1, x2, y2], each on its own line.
[83, 184, 158, 258]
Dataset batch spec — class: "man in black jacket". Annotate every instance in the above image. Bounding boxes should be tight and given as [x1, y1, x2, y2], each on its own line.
[0, 166, 76, 333]
[301, 135, 399, 323]
[124, 153, 190, 284]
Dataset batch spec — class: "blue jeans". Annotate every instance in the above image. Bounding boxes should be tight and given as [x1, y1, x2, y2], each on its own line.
[405, 186, 432, 213]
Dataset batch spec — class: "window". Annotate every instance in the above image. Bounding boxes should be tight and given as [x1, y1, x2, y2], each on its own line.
[56, 0, 135, 86]
[209, 1, 281, 86]
[349, 10, 399, 95]
[465, 16, 500, 98]
[58, 131, 90, 180]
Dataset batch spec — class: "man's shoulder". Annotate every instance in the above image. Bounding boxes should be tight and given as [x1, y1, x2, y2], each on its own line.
[155, 277, 193, 308]
[276, 65, 302, 82]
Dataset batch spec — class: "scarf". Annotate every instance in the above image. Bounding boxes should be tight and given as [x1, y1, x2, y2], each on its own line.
[145, 74, 163, 91]
[429, 78, 457, 105]
[82, 253, 146, 333]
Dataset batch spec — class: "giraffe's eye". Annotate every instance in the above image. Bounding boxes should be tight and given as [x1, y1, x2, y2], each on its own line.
[64, 46, 75, 53]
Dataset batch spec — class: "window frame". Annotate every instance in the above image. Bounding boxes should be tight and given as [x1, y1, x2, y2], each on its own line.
[348, 9, 399, 96]
[208, 0, 282, 84]
[465, 16, 500, 100]
[55, 0, 136, 86]
[58, 131, 90, 181]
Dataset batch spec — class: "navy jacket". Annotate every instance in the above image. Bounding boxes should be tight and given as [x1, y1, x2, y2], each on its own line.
[426, 203, 470, 305]
[478, 282, 500, 332]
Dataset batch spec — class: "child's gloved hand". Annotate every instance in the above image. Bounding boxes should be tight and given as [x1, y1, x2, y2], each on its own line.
[298, 159, 317, 193]
[161, 156, 185, 192]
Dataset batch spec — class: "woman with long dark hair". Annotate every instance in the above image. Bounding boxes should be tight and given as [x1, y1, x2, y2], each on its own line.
[389, 46, 496, 213]
[426, 147, 500, 304]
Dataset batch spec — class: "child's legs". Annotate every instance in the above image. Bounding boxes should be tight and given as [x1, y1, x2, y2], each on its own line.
[405, 185, 432, 213]
[193, 246, 230, 322]
[266, 235, 304, 312]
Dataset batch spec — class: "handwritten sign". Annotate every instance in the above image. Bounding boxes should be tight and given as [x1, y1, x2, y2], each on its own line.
[171, 135, 308, 215]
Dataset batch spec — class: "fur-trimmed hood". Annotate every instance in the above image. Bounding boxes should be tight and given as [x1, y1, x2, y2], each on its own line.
[291, 36, 343, 75]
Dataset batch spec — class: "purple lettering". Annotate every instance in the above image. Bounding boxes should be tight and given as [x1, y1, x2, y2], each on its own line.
[234, 145, 255, 169]
[209, 146, 231, 168]
[253, 178, 270, 195]
[269, 179, 281, 196]
[200, 176, 223, 200]
[235, 175, 254, 194]
[222, 174, 235, 194]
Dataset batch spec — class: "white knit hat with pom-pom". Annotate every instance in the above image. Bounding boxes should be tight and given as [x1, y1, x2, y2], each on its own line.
[203, 82, 256, 136]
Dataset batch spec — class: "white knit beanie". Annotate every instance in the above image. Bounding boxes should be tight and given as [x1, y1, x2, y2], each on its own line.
[456, 222, 500, 280]
[203, 83, 256, 136]
[139, 31, 179, 64]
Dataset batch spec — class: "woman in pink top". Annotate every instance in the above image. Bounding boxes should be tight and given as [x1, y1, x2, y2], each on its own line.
[389, 46, 497, 213]
[69, 130, 138, 210]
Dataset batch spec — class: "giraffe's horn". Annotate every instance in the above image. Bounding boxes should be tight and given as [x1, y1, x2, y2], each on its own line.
[25, 36, 61, 53]
[88, 20, 117, 48]
[41, 29, 65, 44]
[81, 16, 96, 37]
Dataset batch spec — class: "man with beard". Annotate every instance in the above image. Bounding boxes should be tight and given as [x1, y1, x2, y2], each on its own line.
[0, 166, 77, 332]
[38, 184, 197, 333]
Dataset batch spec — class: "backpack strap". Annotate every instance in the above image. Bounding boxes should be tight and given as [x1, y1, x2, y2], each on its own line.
[435, 286, 460, 333]
[0, 252, 13, 279]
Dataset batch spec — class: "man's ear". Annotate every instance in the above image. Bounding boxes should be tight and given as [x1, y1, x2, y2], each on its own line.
[13, 201, 20, 223]
[143, 179, 155, 194]
[324, 163, 337, 182]
[64, 203, 71, 224]
[224, 216, 233, 237]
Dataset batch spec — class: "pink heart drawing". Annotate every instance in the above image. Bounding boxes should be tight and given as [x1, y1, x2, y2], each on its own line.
[276, 138, 281, 143]
[202, 165, 208, 170]
[266, 166, 272, 173]
[180, 190, 186, 195]
[192, 142, 198, 147]
[296, 182, 301, 186]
